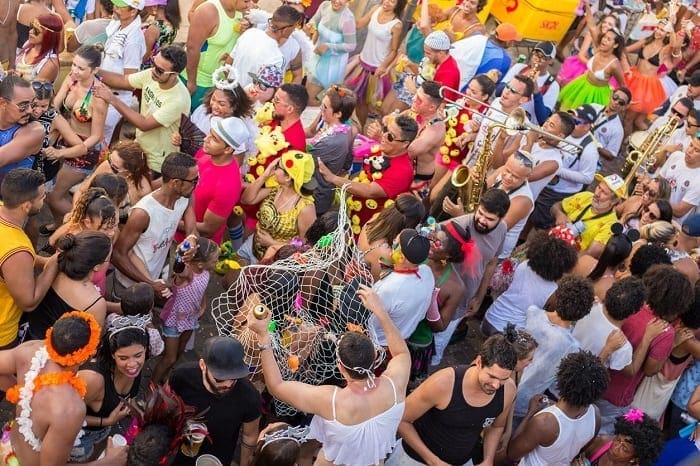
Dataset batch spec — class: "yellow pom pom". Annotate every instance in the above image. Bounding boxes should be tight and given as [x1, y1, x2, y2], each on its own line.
[257, 154, 268, 165]
[351, 214, 360, 225]
[353, 200, 363, 211]
[440, 146, 449, 155]
[447, 128, 457, 138]
[247, 156, 257, 166]
[352, 225, 361, 235]
[459, 114, 470, 124]
[373, 173, 383, 180]
[450, 149, 460, 157]
[232, 205, 244, 216]
[244, 174, 255, 183]
[384, 199, 395, 209]
[370, 145, 381, 154]
[366, 199, 378, 210]
[442, 155, 451, 164]
[256, 166, 265, 176]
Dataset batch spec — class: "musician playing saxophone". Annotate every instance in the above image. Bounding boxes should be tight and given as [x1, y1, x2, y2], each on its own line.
[498, 41, 560, 125]
[443, 151, 534, 259]
[645, 97, 693, 168]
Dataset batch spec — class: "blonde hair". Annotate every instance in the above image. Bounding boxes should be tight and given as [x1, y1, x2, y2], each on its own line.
[641, 221, 678, 246]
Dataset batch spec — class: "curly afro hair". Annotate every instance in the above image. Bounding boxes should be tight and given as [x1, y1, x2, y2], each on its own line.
[613, 412, 664, 466]
[556, 350, 609, 408]
[554, 275, 595, 322]
[642, 264, 693, 322]
[526, 230, 578, 281]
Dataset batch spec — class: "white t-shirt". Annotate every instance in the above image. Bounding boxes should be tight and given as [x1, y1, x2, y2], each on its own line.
[231, 28, 285, 88]
[591, 104, 624, 159]
[526, 143, 562, 200]
[370, 264, 435, 346]
[658, 151, 700, 223]
[466, 98, 505, 168]
[484, 261, 557, 331]
[102, 17, 147, 101]
[573, 302, 633, 371]
[501, 63, 560, 124]
[552, 133, 599, 194]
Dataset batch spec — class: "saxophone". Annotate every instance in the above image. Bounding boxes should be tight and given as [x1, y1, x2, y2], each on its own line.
[428, 123, 494, 221]
[621, 114, 680, 186]
[526, 62, 540, 81]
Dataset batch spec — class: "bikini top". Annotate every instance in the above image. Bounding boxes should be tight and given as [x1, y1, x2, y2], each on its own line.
[62, 79, 96, 124]
[587, 56, 615, 81]
[643, 47, 662, 66]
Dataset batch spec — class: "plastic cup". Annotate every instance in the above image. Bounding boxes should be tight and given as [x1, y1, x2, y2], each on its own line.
[180, 422, 207, 457]
[112, 434, 127, 447]
[196, 454, 223, 466]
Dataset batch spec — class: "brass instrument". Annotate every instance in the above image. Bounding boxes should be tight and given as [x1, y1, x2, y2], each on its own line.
[527, 62, 540, 81]
[429, 124, 495, 221]
[439, 86, 583, 155]
[621, 115, 680, 187]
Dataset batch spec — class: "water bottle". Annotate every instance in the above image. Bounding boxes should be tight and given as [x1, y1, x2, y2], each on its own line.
[172, 241, 191, 274]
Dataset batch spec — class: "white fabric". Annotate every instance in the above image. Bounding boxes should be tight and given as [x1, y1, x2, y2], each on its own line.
[553, 134, 598, 194]
[665, 85, 700, 115]
[280, 32, 302, 72]
[500, 180, 534, 259]
[591, 104, 624, 159]
[519, 404, 597, 466]
[191, 105, 211, 134]
[431, 317, 460, 366]
[370, 265, 435, 346]
[307, 377, 405, 466]
[231, 28, 285, 88]
[501, 63, 560, 124]
[465, 98, 504, 168]
[657, 151, 700, 223]
[526, 144, 562, 200]
[360, 8, 400, 67]
[451, 35, 488, 91]
[65, 0, 96, 24]
[573, 302, 632, 371]
[484, 261, 557, 331]
[514, 306, 581, 418]
[115, 192, 189, 288]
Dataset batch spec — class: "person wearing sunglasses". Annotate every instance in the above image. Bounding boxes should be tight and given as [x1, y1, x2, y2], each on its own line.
[318, 114, 418, 231]
[15, 14, 62, 83]
[657, 136, 700, 223]
[646, 100, 696, 169]
[593, 87, 631, 177]
[169, 336, 260, 466]
[229, 6, 301, 90]
[93, 45, 190, 179]
[616, 176, 671, 231]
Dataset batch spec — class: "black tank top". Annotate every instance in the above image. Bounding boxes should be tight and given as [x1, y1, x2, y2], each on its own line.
[82, 361, 141, 431]
[26, 287, 102, 340]
[403, 365, 505, 465]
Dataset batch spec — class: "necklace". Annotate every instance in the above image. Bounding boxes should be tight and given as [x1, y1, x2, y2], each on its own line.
[0, 0, 12, 26]
[274, 189, 299, 213]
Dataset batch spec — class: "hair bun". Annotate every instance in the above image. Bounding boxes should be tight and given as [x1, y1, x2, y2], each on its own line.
[56, 233, 76, 252]
[626, 228, 640, 242]
[504, 323, 517, 343]
[611, 222, 624, 235]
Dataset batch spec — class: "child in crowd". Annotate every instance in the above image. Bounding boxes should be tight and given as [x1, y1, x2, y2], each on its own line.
[151, 237, 220, 383]
[105, 282, 164, 357]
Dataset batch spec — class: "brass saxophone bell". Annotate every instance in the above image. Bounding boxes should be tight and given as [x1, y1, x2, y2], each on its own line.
[253, 304, 269, 320]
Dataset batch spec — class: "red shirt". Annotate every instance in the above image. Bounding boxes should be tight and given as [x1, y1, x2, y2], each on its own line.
[348, 152, 414, 231]
[435, 55, 461, 102]
[602, 304, 674, 407]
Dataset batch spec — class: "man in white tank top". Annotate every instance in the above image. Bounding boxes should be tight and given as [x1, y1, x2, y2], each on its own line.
[111, 152, 198, 303]
[508, 350, 608, 466]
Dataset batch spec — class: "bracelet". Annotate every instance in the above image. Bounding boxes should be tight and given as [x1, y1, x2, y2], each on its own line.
[258, 342, 272, 351]
[99, 417, 103, 428]
[672, 50, 682, 58]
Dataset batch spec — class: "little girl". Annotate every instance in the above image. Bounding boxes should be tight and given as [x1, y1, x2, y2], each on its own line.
[152, 237, 219, 383]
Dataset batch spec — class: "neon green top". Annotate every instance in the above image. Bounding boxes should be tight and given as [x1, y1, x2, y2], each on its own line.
[195, 0, 242, 88]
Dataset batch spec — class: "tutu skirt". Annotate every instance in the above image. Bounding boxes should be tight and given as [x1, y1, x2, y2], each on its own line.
[558, 55, 588, 86]
[558, 74, 613, 111]
[345, 55, 392, 108]
[624, 66, 667, 113]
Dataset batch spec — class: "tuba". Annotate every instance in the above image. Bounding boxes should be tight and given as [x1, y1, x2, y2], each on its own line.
[621, 115, 680, 187]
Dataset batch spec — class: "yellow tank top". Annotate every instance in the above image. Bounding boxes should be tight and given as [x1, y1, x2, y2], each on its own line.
[195, 0, 242, 88]
[0, 217, 35, 346]
[253, 188, 314, 259]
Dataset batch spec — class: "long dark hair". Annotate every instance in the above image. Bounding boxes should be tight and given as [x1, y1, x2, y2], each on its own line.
[588, 223, 638, 281]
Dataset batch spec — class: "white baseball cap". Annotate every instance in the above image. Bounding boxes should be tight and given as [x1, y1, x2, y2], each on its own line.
[211, 117, 248, 153]
[111, 0, 145, 10]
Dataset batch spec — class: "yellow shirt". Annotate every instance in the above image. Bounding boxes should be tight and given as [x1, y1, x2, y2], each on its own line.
[562, 191, 618, 252]
[128, 70, 192, 173]
[0, 217, 35, 346]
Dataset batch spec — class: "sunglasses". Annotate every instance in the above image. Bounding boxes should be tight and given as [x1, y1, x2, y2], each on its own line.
[643, 205, 658, 221]
[152, 63, 176, 76]
[612, 95, 629, 105]
[176, 176, 199, 185]
[514, 150, 534, 168]
[7, 100, 33, 112]
[32, 81, 53, 93]
[30, 25, 42, 35]
[254, 79, 270, 91]
[504, 83, 521, 95]
[268, 18, 295, 33]
[381, 124, 408, 143]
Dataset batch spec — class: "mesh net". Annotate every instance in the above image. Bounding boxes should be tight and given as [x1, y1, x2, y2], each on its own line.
[211, 187, 380, 415]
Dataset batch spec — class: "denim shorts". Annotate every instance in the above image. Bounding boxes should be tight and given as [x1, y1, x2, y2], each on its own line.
[71, 426, 110, 462]
[162, 322, 198, 338]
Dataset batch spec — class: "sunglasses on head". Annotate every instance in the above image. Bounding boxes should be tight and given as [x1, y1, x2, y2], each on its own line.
[32, 81, 53, 93]
[514, 150, 534, 168]
[381, 124, 408, 143]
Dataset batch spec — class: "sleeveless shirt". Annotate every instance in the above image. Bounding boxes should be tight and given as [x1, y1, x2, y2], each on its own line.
[0, 216, 34, 346]
[82, 361, 141, 432]
[195, 0, 242, 87]
[307, 375, 405, 466]
[404, 365, 505, 464]
[0, 124, 34, 183]
[360, 8, 400, 67]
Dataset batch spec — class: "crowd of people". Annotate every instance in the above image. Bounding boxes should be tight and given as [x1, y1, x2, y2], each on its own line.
[0, 0, 697, 464]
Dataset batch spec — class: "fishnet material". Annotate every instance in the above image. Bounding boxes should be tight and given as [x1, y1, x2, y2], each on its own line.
[211, 187, 380, 415]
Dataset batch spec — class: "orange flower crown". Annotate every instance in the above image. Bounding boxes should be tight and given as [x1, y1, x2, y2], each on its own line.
[6, 371, 87, 404]
[45, 311, 101, 368]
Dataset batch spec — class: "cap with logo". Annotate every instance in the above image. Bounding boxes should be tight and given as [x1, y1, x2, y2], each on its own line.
[569, 104, 597, 124]
[594, 173, 627, 199]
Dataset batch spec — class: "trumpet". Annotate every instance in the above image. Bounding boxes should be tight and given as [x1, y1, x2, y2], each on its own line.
[439, 86, 584, 155]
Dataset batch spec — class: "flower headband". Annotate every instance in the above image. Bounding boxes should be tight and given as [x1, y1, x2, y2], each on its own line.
[107, 314, 151, 338]
[623, 408, 645, 423]
[260, 425, 310, 451]
[212, 64, 241, 92]
[45, 311, 101, 367]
